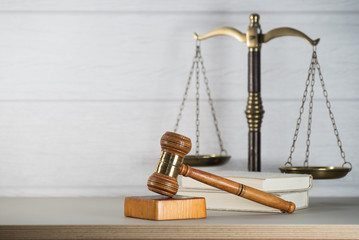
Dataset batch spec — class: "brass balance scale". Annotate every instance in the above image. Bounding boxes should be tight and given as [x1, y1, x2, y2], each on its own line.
[173, 13, 352, 179]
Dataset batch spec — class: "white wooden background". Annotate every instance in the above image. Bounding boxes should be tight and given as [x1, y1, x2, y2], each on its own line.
[0, 0, 358, 197]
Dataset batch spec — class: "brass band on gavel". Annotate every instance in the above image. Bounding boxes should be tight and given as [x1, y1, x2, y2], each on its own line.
[156, 151, 184, 178]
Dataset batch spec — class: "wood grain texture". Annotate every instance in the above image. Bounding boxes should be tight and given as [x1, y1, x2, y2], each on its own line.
[147, 172, 179, 197]
[124, 195, 206, 220]
[179, 164, 295, 213]
[1, 225, 359, 240]
[0, 0, 358, 197]
[160, 131, 192, 158]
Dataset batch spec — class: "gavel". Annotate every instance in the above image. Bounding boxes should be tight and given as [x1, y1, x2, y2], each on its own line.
[147, 131, 296, 213]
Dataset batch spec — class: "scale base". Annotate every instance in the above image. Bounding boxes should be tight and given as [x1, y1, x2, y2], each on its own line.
[279, 166, 351, 179]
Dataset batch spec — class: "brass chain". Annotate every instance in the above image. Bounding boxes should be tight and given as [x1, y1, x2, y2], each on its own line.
[195, 45, 200, 155]
[285, 51, 316, 167]
[198, 48, 227, 155]
[174, 41, 227, 155]
[286, 48, 351, 169]
[173, 52, 196, 133]
[315, 51, 351, 169]
[304, 56, 316, 167]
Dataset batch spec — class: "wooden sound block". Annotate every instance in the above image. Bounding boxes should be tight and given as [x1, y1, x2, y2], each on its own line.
[124, 195, 206, 220]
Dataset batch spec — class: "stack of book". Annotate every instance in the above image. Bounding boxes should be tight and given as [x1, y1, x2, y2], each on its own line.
[178, 171, 313, 213]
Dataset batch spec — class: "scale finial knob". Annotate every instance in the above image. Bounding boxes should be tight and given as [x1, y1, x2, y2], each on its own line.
[250, 13, 260, 23]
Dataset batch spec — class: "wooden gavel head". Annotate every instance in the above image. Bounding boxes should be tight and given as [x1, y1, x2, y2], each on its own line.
[147, 131, 191, 197]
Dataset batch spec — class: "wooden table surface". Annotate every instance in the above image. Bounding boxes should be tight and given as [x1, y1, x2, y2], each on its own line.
[0, 196, 358, 239]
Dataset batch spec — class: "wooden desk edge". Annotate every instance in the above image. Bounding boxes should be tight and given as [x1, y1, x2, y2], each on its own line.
[1, 224, 358, 240]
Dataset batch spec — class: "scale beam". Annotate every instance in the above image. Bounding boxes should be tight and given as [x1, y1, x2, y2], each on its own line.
[194, 13, 319, 172]
[194, 19, 320, 48]
[263, 27, 320, 46]
[194, 27, 246, 43]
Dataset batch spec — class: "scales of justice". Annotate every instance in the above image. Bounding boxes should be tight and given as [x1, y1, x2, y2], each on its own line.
[173, 13, 352, 179]
[125, 13, 352, 220]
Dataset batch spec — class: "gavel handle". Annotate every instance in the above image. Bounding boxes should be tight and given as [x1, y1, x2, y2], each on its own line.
[179, 164, 296, 213]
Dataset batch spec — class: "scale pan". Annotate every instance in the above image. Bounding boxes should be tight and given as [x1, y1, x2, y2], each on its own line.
[279, 166, 351, 179]
[184, 155, 230, 166]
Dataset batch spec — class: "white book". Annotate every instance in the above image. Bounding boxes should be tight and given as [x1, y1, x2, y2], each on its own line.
[178, 188, 309, 213]
[180, 171, 313, 193]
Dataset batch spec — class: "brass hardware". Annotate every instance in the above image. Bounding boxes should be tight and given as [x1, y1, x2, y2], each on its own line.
[155, 151, 184, 178]
[279, 166, 351, 179]
[247, 13, 262, 50]
[281, 48, 351, 179]
[194, 27, 246, 43]
[194, 13, 319, 49]
[192, 13, 320, 172]
[184, 154, 230, 166]
[263, 27, 320, 46]
[245, 93, 264, 132]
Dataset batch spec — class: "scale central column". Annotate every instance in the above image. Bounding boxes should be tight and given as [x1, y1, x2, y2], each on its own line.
[246, 49, 263, 171]
[245, 14, 264, 172]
